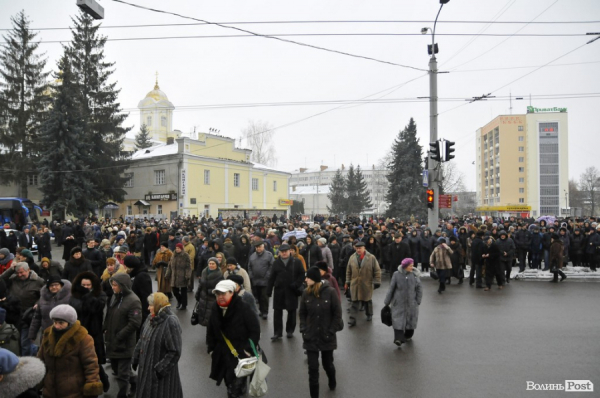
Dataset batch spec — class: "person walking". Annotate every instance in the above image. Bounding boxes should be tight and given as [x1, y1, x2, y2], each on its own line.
[28, 275, 72, 346]
[195, 257, 224, 327]
[430, 238, 453, 294]
[469, 231, 486, 288]
[152, 242, 173, 298]
[345, 241, 381, 327]
[248, 240, 274, 320]
[62, 247, 93, 283]
[165, 243, 192, 310]
[299, 266, 343, 398]
[0, 347, 46, 398]
[383, 258, 422, 347]
[132, 292, 183, 398]
[37, 304, 103, 398]
[549, 234, 567, 283]
[496, 231, 515, 283]
[267, 243, 305, 340]
[482, 236, 505, 291]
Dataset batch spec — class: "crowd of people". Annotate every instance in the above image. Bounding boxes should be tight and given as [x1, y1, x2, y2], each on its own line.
[0, 213, 599, 398]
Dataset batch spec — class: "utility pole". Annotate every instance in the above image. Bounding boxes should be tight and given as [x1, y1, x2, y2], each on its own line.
[424, 0, 449, 231]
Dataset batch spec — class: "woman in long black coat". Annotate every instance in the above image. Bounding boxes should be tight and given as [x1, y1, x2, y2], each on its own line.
[299, 267, 343, 398]
[235, 235, 251, 270]
[206, 280, 261, 398]
[418, 229, 434, 272]
[69, 271, 109, 391]
[482, 237, 504, 291]
[195, 258, 224, 327]
[301, 236, 323, 268]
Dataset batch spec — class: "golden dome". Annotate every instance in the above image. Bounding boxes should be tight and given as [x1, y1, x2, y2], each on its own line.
[145, 73, 168, 101]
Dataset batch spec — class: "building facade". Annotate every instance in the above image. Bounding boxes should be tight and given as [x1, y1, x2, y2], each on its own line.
[475, 108, 569, 217]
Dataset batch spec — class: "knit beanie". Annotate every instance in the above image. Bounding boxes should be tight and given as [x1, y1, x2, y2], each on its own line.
[401, 258, 414, 269]
[315, 261, 328, 273]
[46, 275, 64, 289]
[227, 274, 244, 287]
[49, 304, 77, 325]
[0, 348, 19, 375]
[226, 257, 238, 266]
[175, 243, 184, 250]
[208, 257, 219, 267]
[20, 249, 34, 260]
[0, 248, 9, 257]
[306, 266, 321, 283]
[160, 241, 169, 249]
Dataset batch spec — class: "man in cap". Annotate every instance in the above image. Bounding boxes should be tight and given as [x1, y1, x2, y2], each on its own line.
[345, 241, 381, 326]
[248, 239, 274, 319]
[267, 243, 305, 340]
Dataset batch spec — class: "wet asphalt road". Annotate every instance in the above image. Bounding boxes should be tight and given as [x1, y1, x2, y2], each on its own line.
[51, 246, 599, 398]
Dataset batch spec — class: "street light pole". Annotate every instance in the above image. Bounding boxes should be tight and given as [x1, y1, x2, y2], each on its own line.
[426, 1, 448, 231]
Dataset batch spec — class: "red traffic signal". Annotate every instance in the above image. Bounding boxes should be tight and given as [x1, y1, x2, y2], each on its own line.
[427, 189, 434, 209]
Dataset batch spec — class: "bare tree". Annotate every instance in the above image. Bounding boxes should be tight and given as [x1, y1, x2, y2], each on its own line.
[440, 162, 466, 194]
[580, 166, 600, 216]
[242, 120, 277, 166]
[568, 178, 584, 212]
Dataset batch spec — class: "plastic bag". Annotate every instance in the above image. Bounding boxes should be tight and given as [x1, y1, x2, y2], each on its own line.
[249, 355, 271, 397]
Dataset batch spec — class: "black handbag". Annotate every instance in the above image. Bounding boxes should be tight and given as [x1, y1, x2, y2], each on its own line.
[381, 305, 392, 327]
[190, 301, 200, 325]
[429, 268, 439, 280]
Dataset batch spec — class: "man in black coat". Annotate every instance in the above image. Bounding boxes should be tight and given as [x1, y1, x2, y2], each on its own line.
[513, 224, 532, 272]
[17, 226, 33, 249]
[122, 255, 153, 329]
[267, 244, 305, 340]
[387, 233, 411, 274]
[83, 238, 105, 278]
[469, 231, 486, 288]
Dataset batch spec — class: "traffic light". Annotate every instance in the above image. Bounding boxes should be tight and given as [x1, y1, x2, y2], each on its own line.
[427, 189, 434, 209]
[445, 140, 455, 162]
[429, 141, 441, 162]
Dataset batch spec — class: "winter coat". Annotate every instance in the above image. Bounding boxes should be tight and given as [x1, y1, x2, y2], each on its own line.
[38, 261, 64, 282]
[0, 355, 46, 398]
[0, 292, 22, 328]
[301, 243, 323, 267]
[248, 250, 274, 287]
[38, 321, 103, 398]
[29, 279, 72, 340]
[206, 293, 261, 386]
[586, 231, 600, 255]
[236, 240, 251, 269]
[496, 237, 516, 263]
[514, 229, 532, 250]
[530, 232, 544, 254]
[0, 268, 45, 312]
[299, 282, 343, 352]
[559, 231, 570, 257]
[103, 273, 142, 359]
[320, 245, 334, 271]
[267, 257, 305, 311]
[62, 238, 78, 262]
[62, 256, 94, 283]
[222, 241, 236, 261]
[419, 233, 435, 264]
[388, 240, 411, 268]
[183, 242, 196, 272]
[222, 266, 252, 293]
[569, 231, 584, 255]
[549, 240, 564, 270]
[143, 232, 158, 253]
[429, 244, 454, 270]
[196, 268, 224, 327]
[69, 271, 107, 364]
[470, 237, 485, 265]
[408, 233, 421, 263]
[384, 267, 422, 331]
[165, 250, 192, 288]
[482, 242, 501, 269]
[132, 307, 183, 398]
[153, 249, 173, 294]
[129, 266, 153, 325]
[82, 247, 104, 276]
[345, 251, 382, 302]
[328, 243, 341, 270]
[321, 267, 340, 299]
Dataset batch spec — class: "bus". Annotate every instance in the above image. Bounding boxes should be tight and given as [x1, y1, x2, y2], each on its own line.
[0, 197, 42, 230]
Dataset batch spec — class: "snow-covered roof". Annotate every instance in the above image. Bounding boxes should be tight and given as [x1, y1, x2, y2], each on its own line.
[131, 143, 178, 160]
[290, 185, 331, 195]
[251, 162, 289, 173]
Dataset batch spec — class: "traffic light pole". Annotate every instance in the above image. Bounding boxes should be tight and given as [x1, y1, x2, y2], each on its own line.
[428, 53, 439, 231]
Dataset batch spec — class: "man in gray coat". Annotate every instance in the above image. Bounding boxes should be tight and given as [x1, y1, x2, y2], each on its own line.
[248, 240, 274, 320]
[103, 273, 142, 398]
[345, 242, 381, 327]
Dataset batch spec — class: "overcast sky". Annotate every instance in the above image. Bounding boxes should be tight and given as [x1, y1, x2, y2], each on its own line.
[2, 0, 599, 190]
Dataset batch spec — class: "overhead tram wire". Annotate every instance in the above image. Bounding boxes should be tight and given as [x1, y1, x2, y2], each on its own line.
[5, 19, 600, 31]
[109, 0, 426, 72]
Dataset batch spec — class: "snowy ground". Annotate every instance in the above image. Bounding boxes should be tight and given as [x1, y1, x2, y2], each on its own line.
[414, 265, 600, 281]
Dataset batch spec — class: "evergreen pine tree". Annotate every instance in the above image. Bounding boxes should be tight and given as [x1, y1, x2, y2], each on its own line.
[327, 169, 347, 215]
[346, 164, 372, 215]
[0, 11, 50, 198]
[37, 56, 94, 218]
[134, 124, 153, 150]
[385, 118, 425, 220]
[65, 11, 131, 205]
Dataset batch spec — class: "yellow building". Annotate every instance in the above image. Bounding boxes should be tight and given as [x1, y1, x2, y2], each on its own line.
[475, 107, 569, 218]
[117, 80, 291, 220]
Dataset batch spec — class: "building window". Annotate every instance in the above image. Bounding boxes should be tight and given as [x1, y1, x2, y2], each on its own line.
[518, 146, 524, 152]
[273, 180, 278, 191]
[127, 206, 132, 216]
[519, 188, 524, 193]
[157, 204, 163, 215]
[204, 170, 210, 185]
[147, 116, 152, 126]
[252, 178, 259, 191]
[518, 136, 524, 141]
[154, 170, 165, 185]
[27, 175, 38, 186]
[518, 157, 524, 162]
[519, 167, 524, 172]
[233, 173, 240, 187]
[518, 126, 524, 131]
[190, 198, 197, 205]
[124, 173, 134, 187]
[519, 198, 525, 203]
[161, 116, 167, 127]
[519, 177, 524, 183]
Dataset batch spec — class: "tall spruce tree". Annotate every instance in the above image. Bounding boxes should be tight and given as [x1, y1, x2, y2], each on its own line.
[65, 11, 130, 205]
[346, 164, 372, 215]
[134, 124, 152, 150]
[385, 118, 425, 220]
[0, 11, 50, 198]
[327, 169, 347, 215]
[37, 56, 94, 217]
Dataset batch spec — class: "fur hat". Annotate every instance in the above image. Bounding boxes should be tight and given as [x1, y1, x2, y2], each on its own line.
[70, 247, 83, 256]
[315, 261, 328, 273]
[0, 248, 10, 257]
[318, 238, 327, 246]
[100, 239, 111, 247]
[49, 304, 77, 325]
[46, 275, 64, 289]
[306, 266, 321, 283]
[227, 274, 244, 288]
[123, 255, 141, 270]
